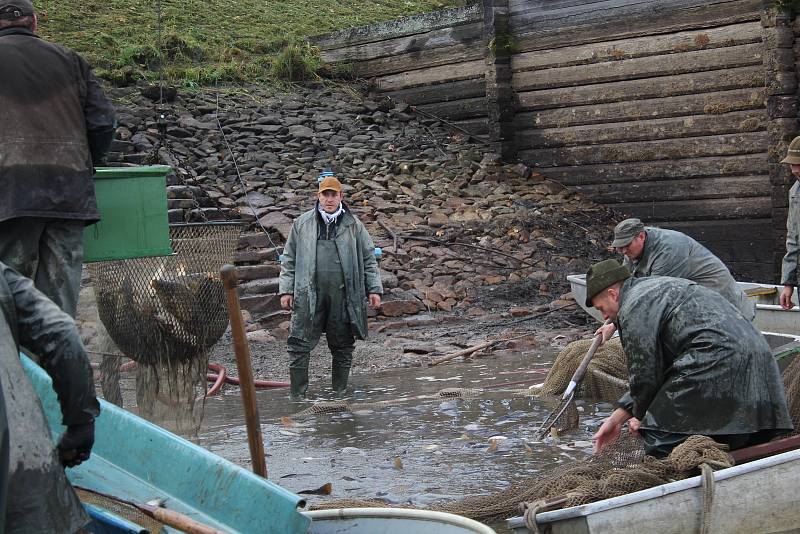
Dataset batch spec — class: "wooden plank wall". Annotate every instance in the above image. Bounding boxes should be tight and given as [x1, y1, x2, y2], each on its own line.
[509, 0, 772, 279]
[315, 5, 490, 137]
[314, 0, 797, 280]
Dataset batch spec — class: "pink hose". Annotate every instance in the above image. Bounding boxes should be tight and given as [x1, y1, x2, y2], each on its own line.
[206, 362, 290, 390]
[92, 360, 288, 401]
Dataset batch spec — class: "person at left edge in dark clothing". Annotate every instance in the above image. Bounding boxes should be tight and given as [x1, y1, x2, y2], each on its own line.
[0, 0, 116, 318]
[279, 171, 383, 399]
[0, 262, 100, 533]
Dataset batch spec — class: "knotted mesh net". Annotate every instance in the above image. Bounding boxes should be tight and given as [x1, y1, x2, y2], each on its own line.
[88, 223, 242, 427]
[310, 432, 733, 523]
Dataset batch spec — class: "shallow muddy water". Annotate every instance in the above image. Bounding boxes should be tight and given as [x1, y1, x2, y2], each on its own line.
[107, 347, 614, 532]
[197, 349, 609, 523]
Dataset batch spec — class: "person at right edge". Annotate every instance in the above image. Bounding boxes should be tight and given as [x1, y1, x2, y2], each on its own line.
[587, 259, 792, 458]
[780, 136, 800, 312]
[0, 262, 100, 533]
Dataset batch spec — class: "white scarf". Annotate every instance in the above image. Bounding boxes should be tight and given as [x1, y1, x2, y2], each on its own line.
[318, 203, 344, 225]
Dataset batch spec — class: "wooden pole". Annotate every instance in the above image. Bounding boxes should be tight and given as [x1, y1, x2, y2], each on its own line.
[220, 264, 268, 479]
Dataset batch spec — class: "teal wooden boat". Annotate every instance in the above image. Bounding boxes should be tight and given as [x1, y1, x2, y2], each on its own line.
[22, 354, 311, 534]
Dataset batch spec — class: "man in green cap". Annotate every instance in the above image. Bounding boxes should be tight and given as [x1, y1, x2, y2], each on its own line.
[779, 136, 800, 310]
[279, 171, 383, 398]
[587, 259, 792, 458]
[596, 218, 754, 343]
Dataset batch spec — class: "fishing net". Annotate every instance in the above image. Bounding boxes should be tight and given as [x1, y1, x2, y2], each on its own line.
[541, 337, 628, 402]
[76, 488, 165, 533]
[89, 222, 242, 426]
[782, 356, 800, 435]
[310, 432, 734, 523]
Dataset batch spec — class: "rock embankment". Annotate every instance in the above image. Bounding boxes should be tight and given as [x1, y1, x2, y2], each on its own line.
[104, 83, 620, 335]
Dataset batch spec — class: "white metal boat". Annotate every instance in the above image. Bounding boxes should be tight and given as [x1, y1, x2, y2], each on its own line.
[507, 448, 800, 533]
[567, 274, 800, 336]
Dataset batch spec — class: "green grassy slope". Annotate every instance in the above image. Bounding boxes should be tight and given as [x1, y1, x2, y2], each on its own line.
[34, 0, 460, 85]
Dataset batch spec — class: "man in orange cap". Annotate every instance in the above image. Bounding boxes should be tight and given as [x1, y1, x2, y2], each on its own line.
[278, 170, 383, 398]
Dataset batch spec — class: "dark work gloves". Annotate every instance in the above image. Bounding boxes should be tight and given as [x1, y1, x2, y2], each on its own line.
[57, 421, 95, 468]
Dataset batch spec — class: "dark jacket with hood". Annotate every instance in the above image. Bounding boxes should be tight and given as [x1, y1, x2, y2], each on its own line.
[0, 26, 116, 224]
[616, 276, 792, 437]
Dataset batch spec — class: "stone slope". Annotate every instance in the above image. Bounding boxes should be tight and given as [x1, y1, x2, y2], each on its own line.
[105, 83, 620, 330]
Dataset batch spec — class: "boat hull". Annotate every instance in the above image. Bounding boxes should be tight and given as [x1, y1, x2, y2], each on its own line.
[22, 354, 310, 534]
[507, 448, 800, 533]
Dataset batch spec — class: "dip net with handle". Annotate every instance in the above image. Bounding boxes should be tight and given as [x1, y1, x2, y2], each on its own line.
[88, 222, 242, 428]
[310, 336, 800, 524]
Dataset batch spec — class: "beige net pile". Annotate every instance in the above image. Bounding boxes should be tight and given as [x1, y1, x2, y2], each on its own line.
[541, 337, 628, 402]
[782, 356, 800, 435]
[89, 223, 241, 426]
[310, 432, 733, 523]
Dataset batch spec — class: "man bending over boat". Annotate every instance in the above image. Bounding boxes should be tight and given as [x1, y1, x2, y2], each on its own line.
[587, 259, 792, 458]
[0, 261, 100, 532]
[596, 218, 754, 344]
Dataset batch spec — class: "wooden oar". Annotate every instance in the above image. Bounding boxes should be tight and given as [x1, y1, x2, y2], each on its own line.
[77, 487, 226, 534]
[220, 264, 268, 479]
[535, 320, 611, 440]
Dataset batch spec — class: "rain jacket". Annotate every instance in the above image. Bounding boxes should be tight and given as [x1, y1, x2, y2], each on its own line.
[781, 181, 800, 286]
[0, 26, 116, 224]
[0, 262, 100, 533]
[616, 276, 792, 437]
[279, 205, 383, 342]
[622, 227, 754, 320]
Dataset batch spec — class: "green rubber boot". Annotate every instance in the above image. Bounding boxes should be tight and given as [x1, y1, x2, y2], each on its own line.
[289, 367, 309, 400]
[331, 365, 350, 398]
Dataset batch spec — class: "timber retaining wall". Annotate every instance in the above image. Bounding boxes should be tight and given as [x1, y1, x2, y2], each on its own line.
[314, 0, 800, 281]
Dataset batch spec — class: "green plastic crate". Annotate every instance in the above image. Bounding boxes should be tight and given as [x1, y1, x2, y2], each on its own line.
[83, 165, 173, 262]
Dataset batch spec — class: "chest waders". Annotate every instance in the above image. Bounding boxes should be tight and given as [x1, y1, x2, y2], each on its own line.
[287, 239, 356, 399]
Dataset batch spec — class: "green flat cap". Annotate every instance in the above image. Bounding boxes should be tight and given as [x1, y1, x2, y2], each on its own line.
[585, 259, 631, 307]
[781, 136, 800, 165]
[611, 218, 644, 248]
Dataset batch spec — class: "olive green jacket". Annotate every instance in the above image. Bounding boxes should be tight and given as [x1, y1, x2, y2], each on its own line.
[781, 182, 800, 286]
[616, 276, 792, 436]
[623, 227, 754, 320]
[278, 206, 383, 341]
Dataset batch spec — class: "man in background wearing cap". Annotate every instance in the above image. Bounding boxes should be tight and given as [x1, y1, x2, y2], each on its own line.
[0, 0, 116, 317]
[779, 136, 800, 311]
[587, 259, 791, 458]
[278, 172, 383, 398]
[596, 218, 754, 343]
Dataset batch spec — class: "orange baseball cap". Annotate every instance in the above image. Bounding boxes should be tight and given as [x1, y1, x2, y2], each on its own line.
[318, 175, 342, 193]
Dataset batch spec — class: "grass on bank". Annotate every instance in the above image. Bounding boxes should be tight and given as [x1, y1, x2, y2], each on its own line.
[33, 0, 461, 86]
